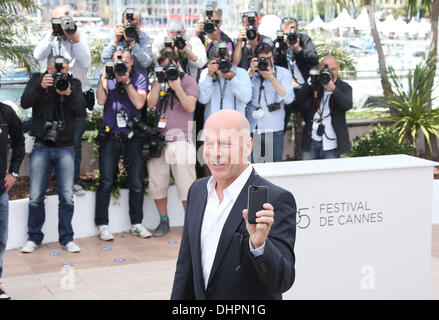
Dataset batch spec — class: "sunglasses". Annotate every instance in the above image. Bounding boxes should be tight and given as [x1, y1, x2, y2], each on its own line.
[281, 17, 297, 24]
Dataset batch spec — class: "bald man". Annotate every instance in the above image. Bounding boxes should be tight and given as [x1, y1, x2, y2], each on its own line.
[295, 55, 353, 160]
[33, 5, 92, 196]
[171, 109, 297, 300]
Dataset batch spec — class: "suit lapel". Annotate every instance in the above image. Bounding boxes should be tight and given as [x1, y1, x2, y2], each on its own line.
[206, 169, 259, 287]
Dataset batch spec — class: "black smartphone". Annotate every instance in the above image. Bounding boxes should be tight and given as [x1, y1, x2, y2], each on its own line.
[247, 185, 269, 224]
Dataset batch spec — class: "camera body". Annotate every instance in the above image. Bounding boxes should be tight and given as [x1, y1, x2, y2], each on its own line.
[51, 12, 77, 37]
[123, 9, 138, 40]
[164, 36, 174, 48]
[287, 28, 299, 45]
[215, 42, 232, 73]
[309, 65, 333, 87]
[258, 57, 269, 72]
[267, 102, 281, 112]
[105, 62, 115, 80]
[174, 33, 186, 50]
[204, 6, 216, 34]
[245, 11, 258, 41]
[52, 57, 69, 91]
[154, 64, 179, 83]
[44, 120, 65, 146]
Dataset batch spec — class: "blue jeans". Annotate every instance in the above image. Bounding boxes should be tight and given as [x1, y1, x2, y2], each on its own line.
[301, 140, 340, 160]
[28, 142, 75, 246]
[251, 130, 284, 163]
[95, 137, 145, 226]
[0, 191, 8, 279]
[73, 117, 86, 184]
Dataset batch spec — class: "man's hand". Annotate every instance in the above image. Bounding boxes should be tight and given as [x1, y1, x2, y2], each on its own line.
[168, 76, 182, 91]
[64, 30, 80, 43]
[249, 57, 258, 77]
[242, 203, 275, 249]
[114, 24, 125, 44]
[323, 80, 336, 92]
[258, 64, 275, 81]
[41, 73, 54, 89]
[4, 173, 17, 192]
[195, 20, 204, 37]
[207, 60, 219, 77]
[237, 28, 247, 44]
[288, 38, 301, 52]
[217, 67, 235, 80]
[116, 71, 130, 84]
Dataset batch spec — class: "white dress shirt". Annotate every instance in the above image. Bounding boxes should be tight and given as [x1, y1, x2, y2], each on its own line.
[200, 164, 264, 288]
[311, 89, 338, 151]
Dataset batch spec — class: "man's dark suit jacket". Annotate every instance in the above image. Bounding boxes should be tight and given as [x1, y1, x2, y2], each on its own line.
[171, 169, 296, 300]
[295, 78, 353, 155]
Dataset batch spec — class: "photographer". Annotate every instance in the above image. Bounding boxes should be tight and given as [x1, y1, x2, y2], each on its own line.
[95, 49, 150, 241]
[295, 56, 353, 160]
[194, 7, 234, 59]
[276, 17, 319, 132]
[247, 43, 294, 163]
[146, 49, 198, 237]
[198, 41, 252, 122]
[152, 20, 207, 80]
[232, 11, 273, 71]
[0, 101, 25, 299]
[20, 55, 86, 254]
[101, 8, 153, 75]
[33, 5, 92, 196]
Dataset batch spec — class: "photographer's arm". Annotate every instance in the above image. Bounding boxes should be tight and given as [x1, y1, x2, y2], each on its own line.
[147, 81, 160, 110]
[131, 33, 153, 69]
[101, 35, 117, 64]
[64, 80, 86, 118]
[331, 81, 353, 111]
[197, 69, 214, 105]
[71, 32, 92, 69]
[297, 35, 319, 67]
[125, 84, 147, 110]
[96, 74, 108, 106]
[20, 74, 46, 109]
[168, 78, 196, 113]
[33, 31, 54, 61]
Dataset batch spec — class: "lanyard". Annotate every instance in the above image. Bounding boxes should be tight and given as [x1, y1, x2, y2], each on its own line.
[218, 78, 228, 110]
[316, 92, 331, 120]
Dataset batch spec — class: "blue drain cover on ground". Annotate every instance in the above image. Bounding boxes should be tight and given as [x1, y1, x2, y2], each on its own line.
[49, 252, 60, 256]
[101, 247, 112, 251]
[61, 264, 74, 268]
[114, 258, 126, 263]
[168, 241, 178, 244]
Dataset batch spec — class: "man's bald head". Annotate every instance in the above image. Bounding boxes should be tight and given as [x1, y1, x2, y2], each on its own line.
[321, 55, 340, 75]
[52, 5, 70, 18]
[204, 109, 250, 136]
[203, 110, 253, 187]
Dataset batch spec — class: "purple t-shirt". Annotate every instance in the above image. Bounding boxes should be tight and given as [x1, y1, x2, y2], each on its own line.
[101, 73, 148, 134]
[153, 74, 198, 141]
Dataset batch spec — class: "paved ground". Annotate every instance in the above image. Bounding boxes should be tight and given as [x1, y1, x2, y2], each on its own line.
[2, 225, 439, 300]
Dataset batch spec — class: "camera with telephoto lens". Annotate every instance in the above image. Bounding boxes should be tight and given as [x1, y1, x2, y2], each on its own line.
[52, 57, 69, 91]
[204, 6, 216, 34]
[114, 55, 127, 77]
[215, 41, 232, 73]
[245, 11, 257, 41]
[174, 32, 186, 50]
[123, 8, 138, 40]
[287, 28, 299, 45]
[319, 64, 332, 85]
[257, 57, 269, 72]
[120, 115, 157, 142]
[61, 12, 77, 35]
[105, 62, 115, 79]
[44, 120, 64, 146]
[164, 36, 174, 48]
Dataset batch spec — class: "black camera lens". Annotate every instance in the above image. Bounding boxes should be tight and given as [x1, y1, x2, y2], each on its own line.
[174, 34, 186, 50]
[114, 57, 127, 76]
[124, 22, 137, 40]
[55, 76, 69, 91]
[204, 19, 216, 34]
[217, 58, 231, 73]
[166, 63, 179, 81]
[246, 26, 257, 41]
[44, 121, 60, 146]
[258, 57, 269, 72]
[155, 66, 167, 83]
[319, 64, 332, 85]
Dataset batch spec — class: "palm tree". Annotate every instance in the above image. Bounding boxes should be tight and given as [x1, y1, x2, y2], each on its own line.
[333, 0, 393, 96]
[0, 0, 38, 74]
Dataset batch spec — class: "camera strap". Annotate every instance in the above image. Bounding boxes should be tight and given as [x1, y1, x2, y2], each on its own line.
[257, 76, 271, 108]
[218, 78, 228, 110]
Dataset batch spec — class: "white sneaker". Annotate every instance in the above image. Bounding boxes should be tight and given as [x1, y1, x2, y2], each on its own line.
[130, 224, 152, 238]
[63, 241, 81, 253]
[21, 240, 40, 253]
[98, 225, 114, 241]
[73, 184, 86, 196]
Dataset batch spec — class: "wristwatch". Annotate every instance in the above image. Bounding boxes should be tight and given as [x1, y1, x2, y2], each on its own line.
[122, 81, 132, 88]
[11, 172, 19, 178]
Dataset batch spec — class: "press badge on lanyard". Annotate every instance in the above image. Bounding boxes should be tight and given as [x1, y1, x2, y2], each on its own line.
[116, 112, 127, 128]
[158, 115, 167, 129]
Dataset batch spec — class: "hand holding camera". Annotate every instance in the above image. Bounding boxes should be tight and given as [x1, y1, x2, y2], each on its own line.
[207, 60, 219, 77]
[51, 12, 78, 42]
